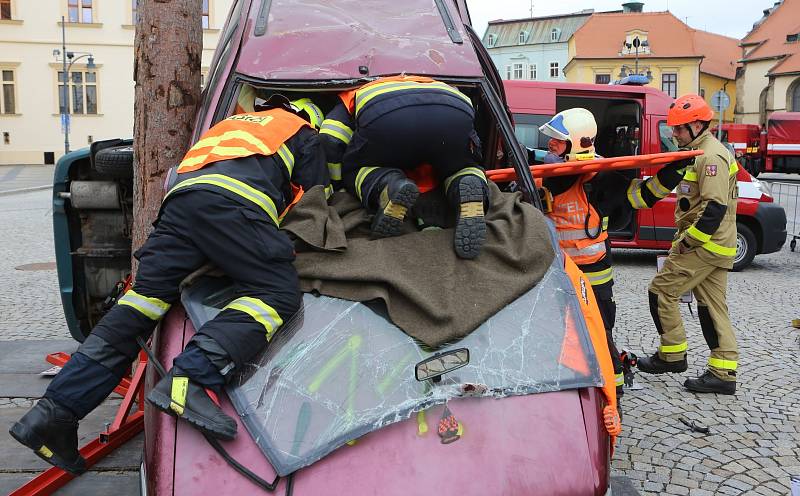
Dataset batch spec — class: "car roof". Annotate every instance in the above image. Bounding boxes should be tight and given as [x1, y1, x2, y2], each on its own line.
[237, 0, 484, 80]
[503, 80, 674, 114]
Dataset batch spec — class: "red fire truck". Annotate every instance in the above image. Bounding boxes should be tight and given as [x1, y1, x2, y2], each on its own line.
[716, 112, 800, 177]
[504, 80, 787, 271]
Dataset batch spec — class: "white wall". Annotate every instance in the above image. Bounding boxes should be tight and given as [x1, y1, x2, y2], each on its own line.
[488, 42, 569, 82]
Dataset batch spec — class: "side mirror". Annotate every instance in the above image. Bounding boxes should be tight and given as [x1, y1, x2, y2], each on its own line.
[414, 348, 469, 382]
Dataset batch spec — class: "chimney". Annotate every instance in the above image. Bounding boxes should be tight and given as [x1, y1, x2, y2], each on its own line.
[622, 2, 644, 13]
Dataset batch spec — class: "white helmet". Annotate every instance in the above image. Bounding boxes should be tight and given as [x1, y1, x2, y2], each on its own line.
[539, 108, 598, 157]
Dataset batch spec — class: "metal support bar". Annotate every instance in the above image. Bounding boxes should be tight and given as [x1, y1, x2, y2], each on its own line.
[10, 352, 148, 496]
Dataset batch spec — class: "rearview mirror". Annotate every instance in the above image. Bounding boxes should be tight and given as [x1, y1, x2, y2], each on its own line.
[414, 348, 469, 382]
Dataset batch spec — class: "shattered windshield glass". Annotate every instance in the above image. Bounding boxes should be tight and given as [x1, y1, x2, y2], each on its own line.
[182, 249, 603, 476]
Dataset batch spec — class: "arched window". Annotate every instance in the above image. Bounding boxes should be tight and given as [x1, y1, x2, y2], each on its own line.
[551, 28, 560, 42]
[519, 31, 528, 44]
[791, 78, 800, 111]
[759, 86, 769, 126]
[487, 34, 496, 47]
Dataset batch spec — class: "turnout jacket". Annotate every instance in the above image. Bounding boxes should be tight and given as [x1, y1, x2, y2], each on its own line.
[674, 130, 738, 269]
[166, 110, 330, 225]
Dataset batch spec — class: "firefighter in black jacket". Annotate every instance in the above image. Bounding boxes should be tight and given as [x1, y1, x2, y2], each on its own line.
[319, 75, 487, 259]
[534, 108, 691, 402]
[9, 95, 329, 475]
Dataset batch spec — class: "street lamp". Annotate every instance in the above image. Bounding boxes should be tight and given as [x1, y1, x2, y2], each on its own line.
[621, 36, 649, 76]
[55, 15, 96, 155]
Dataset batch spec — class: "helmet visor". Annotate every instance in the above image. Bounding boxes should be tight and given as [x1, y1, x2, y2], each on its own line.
[539, 114, 570, 142]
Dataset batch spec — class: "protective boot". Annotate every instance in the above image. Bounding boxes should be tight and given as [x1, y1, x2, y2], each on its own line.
[9, 398, 87, 475]
[146, 367, 238, 440]
[370, 177, 419, 238]
[451, 175, 487, 259]
[684, 371, 736, 395]
[636, 352, 687, 374]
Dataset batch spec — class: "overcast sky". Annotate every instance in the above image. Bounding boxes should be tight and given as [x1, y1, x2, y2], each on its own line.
[465, 0, 779, 39]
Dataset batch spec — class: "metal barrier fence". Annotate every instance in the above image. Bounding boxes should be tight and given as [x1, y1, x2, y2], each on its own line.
[767, 181, 800, 251]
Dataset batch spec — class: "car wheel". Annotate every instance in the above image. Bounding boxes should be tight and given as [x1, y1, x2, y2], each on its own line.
[733, 222, 756, 271]
[95, 145, 134, 178]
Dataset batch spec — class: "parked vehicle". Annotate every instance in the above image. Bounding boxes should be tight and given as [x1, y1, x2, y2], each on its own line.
[715, 112, 800, 177]
[51, 1, 618, 494]
[504, 80, 788, 271]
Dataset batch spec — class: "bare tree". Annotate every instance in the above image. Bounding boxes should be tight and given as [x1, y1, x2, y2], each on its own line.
[132, 0, 203, 265]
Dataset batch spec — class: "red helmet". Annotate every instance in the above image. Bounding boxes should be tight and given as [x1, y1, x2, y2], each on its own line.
[667, 94, 714, 126]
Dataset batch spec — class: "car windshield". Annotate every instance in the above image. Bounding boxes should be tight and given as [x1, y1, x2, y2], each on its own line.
[181, 243, 603, 476]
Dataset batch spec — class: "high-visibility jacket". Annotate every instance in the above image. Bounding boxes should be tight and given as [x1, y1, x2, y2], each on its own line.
[166, 109, 330, 225]
[538, 173, 608, 265]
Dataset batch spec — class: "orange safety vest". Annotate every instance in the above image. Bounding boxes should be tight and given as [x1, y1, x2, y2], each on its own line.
[337, 75, 444, 115]
[176, 110, 310, 173]
[537, 174, 607, 265]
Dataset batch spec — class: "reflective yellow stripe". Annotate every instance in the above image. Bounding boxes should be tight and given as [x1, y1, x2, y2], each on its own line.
[585, 267, 613, 286]
[684, 171, 697, 182]
[118, 289, 171, 320]
[38, 445, 54, 458]
[602, 216, 609, 231]
[443, 167, 486, 192]
[167, 174, 279, 225]
[563, 242, 606, 258]
[708, 357, 738, 371]
[355, 81, 472, 114]
[186, 130, 272, 157]
[355, 166, 379, 200]
[276, 144, 294, 177]
[224, 296, 284, 340]
[728, 161, 738, 175]
[169, 376, 188, 415]
[328, 162, 342, 181]
[687, 225, 712, 243]
[178, 146, 263, 171]
[417, 410, 428, 436]
[319, 120, 353, 144]
[646, 175, 672, 198]
[324, 184, 334, 199]
[614, 373, 625, 387]
[627, 178, 647, 209]
[702, 240, 736, 257]
[659, 341, 688, 354]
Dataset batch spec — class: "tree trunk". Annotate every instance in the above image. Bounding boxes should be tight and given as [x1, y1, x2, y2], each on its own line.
[132, 0, 203, 271]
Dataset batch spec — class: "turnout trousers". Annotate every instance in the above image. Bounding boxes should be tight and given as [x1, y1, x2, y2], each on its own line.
[45, 190, 301, 418]
[648, 249, 738, 381]
[341, 104, 485, 209]
[579, 260, 624, 391]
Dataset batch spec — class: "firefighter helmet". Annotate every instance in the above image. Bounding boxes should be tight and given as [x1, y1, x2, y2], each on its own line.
[667, 94, 714, 126]
[539, 108, 597, 156]
[291, 98, 324, 130]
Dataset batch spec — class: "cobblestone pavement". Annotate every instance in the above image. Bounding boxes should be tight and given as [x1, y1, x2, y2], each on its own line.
[0, 189, 69, 341]
[611, 242, 800, 495]
[0, 165, 55, 194]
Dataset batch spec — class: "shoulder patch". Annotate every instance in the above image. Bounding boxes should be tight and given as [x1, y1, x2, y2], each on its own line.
[705, 164, 717, 176]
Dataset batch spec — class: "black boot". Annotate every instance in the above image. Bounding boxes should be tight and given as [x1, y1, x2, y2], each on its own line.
[684, 371, 736, 395]
[9, 398, 87, 475]
[637, 352, 688, 374]
[451, 175, 487, 259]
[370, 177, 419, 238]
[146, 368, 238, 440]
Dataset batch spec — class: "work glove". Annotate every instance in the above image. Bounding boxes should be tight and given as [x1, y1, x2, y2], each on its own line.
[656, 148, 695, 191]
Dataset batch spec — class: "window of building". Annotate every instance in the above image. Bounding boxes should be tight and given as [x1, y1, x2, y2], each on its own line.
[68, 0, 93, 23]
[487, 34, 496, 47]
[662, 73, 677, 98]
[699, 88, 705, 98]
[791, 81, 800, 112]
[518, 31, 528, 44]
[505, 66, 511, 80]
[550, 28, 560, 42]
[529, 64, 537, 80]
[58, 69, 98, 115]
[1, 69, 16, 114]
[595, 74, 611, 85]
[549, 62, 559, 78]
[787, 33, 799, 43]
[132, 0, 138, 24]
[202, 0, 210, 29]
[0, 0, 12, 20]
[513, 63, 524, 80]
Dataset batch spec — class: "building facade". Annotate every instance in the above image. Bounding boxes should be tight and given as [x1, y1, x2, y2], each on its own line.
[482, 10, 596, 83]
[565, 9, 739, 122]
[735, 0, 800, 125]
[0, 0, 233, 165]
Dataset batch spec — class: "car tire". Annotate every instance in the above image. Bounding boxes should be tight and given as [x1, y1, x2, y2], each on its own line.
[95, 145, 134, 178]
[733, 222, 756, 271]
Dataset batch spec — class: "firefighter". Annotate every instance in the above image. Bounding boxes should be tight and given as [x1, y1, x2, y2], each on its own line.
[319, 75, 487, 259]
[637, 94, 739, 395]
[8, 95, 330, 475]
[534, 108, 692, 403]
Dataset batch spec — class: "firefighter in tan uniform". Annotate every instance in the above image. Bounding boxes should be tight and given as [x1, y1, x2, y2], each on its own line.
[637, 94, 739, 395]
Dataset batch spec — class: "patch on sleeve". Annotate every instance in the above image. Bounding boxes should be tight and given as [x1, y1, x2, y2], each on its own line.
[705, 164, 717, 176]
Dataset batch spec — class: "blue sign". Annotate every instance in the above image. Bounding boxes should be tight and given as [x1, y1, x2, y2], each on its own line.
[60, 113, 70, 135]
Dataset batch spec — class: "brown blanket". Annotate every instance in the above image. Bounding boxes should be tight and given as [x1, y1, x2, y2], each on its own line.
[281, 182, 555, 348]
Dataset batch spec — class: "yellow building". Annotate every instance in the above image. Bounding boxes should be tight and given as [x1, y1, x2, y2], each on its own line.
[0, 0, 233, 165]
[564, 8, 739, 122]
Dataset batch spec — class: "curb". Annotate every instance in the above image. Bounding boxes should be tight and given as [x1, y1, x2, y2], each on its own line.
[0, 185, 52, 197]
